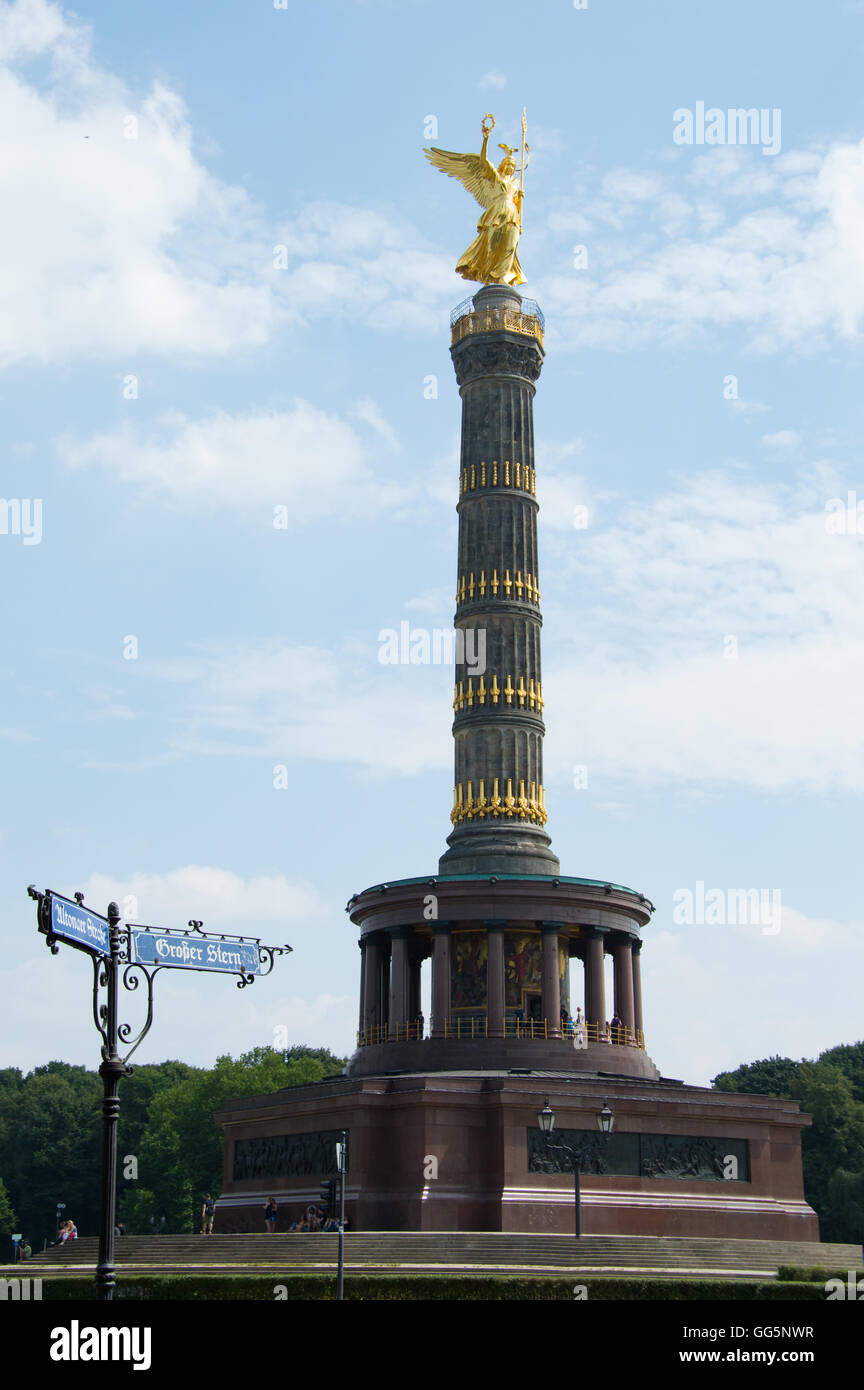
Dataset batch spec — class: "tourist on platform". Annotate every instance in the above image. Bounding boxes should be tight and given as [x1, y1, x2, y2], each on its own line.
[610, 1014, 623, 1044]
[201, 1194, 215, 1235]
[264, 1196, 278, 1233]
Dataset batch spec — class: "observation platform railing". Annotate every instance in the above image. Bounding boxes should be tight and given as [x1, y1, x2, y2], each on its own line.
[450, 296, 545, 349]
[356, 1019, 645, 1049]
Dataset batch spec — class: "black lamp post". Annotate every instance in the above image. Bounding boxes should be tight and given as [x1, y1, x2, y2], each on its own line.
[539, 1098, 615, 1238]
[336, 1131, 347, 1302]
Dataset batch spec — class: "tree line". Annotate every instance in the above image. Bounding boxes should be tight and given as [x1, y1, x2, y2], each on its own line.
[713, 1040, 864, 1244]
[0, 1045, 346, 1247]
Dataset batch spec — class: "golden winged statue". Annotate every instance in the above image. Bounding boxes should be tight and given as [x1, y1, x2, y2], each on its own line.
[425, 111, 529, 286]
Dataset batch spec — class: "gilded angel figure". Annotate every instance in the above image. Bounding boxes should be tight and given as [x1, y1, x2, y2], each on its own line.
[425, 112, 529, 286]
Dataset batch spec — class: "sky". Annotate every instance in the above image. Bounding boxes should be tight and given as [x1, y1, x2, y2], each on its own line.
[1, 0, 862, 1087]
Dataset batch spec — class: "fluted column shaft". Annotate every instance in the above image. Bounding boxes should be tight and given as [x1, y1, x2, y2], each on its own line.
[540, 923, 562, 1038]
[632, 940, 644, 1041]
[358, 938, 368, 1036]
[613, 936, 635, 1033]
[389, 929, 409, 1032]
[441, 285, 559, 877]
[431, 924, 452, 1037]
[485, 921, 506, 1038]
[584, 929, 606, 1028]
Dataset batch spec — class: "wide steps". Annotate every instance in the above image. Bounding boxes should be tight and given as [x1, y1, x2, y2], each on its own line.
[31, 1233, 862, 1276]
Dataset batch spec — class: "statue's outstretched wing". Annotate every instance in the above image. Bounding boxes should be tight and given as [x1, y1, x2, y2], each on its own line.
[424, 148, 496, 210]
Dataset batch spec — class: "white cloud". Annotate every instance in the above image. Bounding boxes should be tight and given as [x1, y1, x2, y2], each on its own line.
[141, 639, 451, 777]
[539, 139, 864, 352]
[478, 71, 507, 90]
[60, 401, 412, 520]
[0, 0, 456, 365]
[762, 429, 801, 448]
[644, 906, 864, 1085]
[543, 467, 864, 794]
[0, 0, 283, 364]
[81, 865, 327, 929]
[0, 950, 356, 1069]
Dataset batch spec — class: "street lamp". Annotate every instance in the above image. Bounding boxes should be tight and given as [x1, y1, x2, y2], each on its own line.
[597, 1102, 615, 1135]
[539, 1098, 616, 1238]
[335, 1131, 347, 1302]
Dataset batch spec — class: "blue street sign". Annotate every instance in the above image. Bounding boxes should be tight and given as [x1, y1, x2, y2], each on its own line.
[49, 895, 111, 958]
[130, 929, 261, 976]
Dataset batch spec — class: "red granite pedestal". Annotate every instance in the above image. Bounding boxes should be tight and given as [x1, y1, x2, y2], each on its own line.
[213, 1069, 818, 1240]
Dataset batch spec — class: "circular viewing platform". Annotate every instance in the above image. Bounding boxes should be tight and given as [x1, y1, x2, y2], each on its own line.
[450, 291, 545, 349]
[346, 873, 657, 1081]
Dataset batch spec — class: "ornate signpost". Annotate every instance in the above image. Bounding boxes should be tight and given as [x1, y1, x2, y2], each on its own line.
[27, 885, 292, 1300]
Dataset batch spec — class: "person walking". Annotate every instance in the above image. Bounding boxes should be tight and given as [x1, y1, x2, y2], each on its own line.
[264, 1196, 278, 1234]
[201, 1194, 215, 1235]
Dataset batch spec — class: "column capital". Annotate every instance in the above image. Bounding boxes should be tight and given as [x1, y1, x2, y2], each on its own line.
[631, 937, 643, 954]
[538, 920, 565, 933]
[432, 920, 454, 935]
[584, 925, 610, 941]
[483, 919, 508, 930]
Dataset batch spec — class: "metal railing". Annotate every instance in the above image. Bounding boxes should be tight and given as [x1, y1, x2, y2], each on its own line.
[450, 297, 545, 348]
[356, 1019, 646, 1049]
[451, 295, 545, 329]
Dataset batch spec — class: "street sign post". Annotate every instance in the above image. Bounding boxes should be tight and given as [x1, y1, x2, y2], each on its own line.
[130, 929, 262, 976]
[27, 885, 291, 1301]
[47, 895, 111, 957]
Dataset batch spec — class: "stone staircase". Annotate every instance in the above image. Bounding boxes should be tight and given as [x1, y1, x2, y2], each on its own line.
[21, 1233, 864, 1279]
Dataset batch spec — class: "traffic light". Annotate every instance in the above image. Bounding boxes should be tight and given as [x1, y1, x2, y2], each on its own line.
[319, 1178, 336, 1216]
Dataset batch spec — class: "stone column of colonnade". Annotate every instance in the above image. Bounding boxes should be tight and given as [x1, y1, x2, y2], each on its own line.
[613, 936, 636, 1033]
[540, 923, 562, 1037]
[360, 934, 384, 1034]
[359, 923, 646, 1046]
[632, 940, 644, 1040]
[431, 923, 452, 1037]
[388, 929, 409, 1033]
[583, 927, 606, 1029]
[485, 921, 506, 1038]
[357, 938, 368, 1036]
[581, 928, 644, 1042]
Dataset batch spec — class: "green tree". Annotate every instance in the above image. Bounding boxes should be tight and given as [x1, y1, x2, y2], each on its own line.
[0, 1176, 17, 1240]
[122, 1045, 347, 1233]
[818, 1041, 864, 1106]
[712, 1055, 802, 1096]
[712, 1048, 864, 1243]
